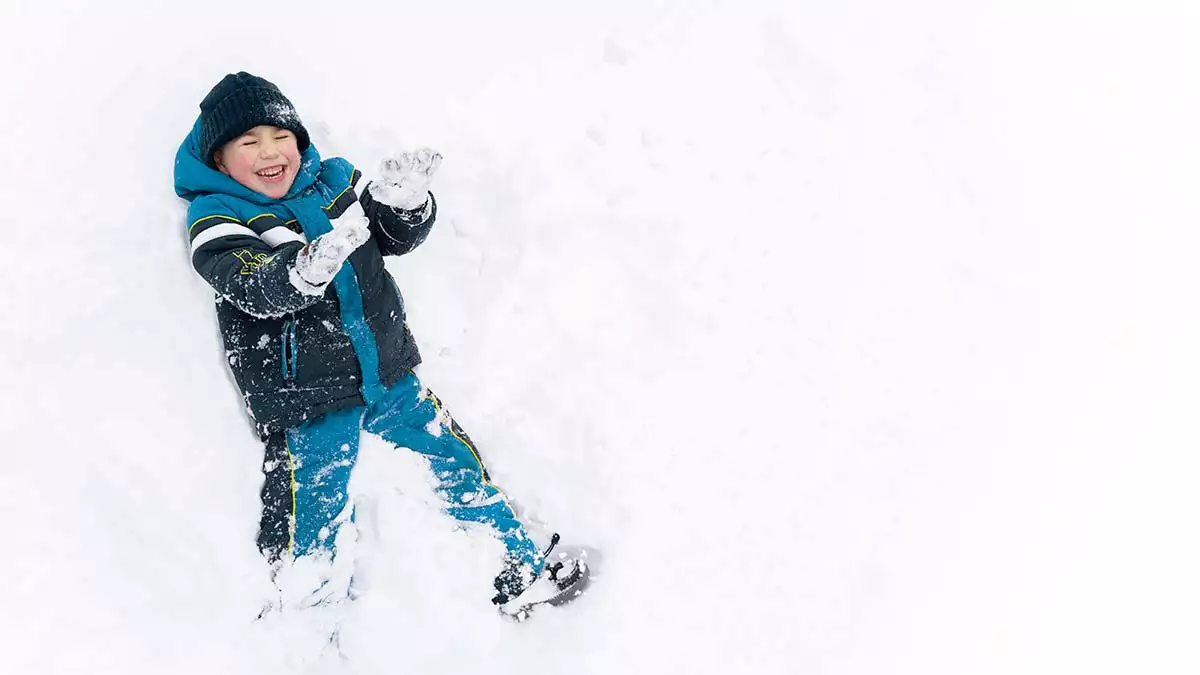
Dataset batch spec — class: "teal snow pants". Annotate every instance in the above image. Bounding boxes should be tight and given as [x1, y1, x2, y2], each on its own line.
[256, 371, 541, 571]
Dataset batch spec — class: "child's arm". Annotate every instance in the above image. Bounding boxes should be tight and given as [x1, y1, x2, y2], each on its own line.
[358, 149, 441, 256]
[187, 198, 367, 318]
[360, 189, 436, 256]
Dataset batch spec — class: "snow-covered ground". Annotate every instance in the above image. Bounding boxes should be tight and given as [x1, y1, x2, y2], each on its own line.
[3, 1, 1200, 673]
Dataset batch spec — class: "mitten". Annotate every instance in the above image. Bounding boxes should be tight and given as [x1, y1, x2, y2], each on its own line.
[369, 147, 442, 211]
[289, 216, 371, 293]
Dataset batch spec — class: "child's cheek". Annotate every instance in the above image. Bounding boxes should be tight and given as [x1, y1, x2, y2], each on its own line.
[232, 154, 259, 186]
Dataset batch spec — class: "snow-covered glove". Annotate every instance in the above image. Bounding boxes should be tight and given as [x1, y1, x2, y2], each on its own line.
[289, 216, 371, 294]
[369, 147, 442, 211]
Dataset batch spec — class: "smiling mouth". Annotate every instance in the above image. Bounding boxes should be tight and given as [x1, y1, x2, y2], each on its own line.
[256, 165, 286, 180]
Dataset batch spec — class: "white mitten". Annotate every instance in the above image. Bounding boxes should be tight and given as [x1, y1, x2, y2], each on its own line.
[369, 147, 442, 210]
[289, 217, 371, 293]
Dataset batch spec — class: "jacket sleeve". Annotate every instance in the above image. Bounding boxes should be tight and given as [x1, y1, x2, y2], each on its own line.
[186, 197, 326, 319]
[359, 185, 437, 257]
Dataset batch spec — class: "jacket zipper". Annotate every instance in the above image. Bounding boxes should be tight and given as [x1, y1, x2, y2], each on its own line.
[290, 319, 299, 380]
[281, 317, 296, 382]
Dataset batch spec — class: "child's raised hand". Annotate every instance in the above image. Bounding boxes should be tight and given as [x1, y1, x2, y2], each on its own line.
[381, 147, 442, 183]
[335, 214, 372, 247]
[371, 147, 442, 211]
[289, 219, 372, 293]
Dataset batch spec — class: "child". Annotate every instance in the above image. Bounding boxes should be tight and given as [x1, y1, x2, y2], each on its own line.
[172, 72, 588, 617]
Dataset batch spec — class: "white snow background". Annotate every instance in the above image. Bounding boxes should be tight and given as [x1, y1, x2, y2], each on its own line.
[2, 1, 1200, 673]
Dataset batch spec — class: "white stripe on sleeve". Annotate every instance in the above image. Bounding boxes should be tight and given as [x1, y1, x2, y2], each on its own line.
[191, 223, 261, 252]
[260, 226, 308, 248]
[330, 200, 366, 227]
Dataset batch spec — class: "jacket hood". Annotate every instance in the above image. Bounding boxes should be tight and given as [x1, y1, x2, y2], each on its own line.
[173, 116, 322, 205]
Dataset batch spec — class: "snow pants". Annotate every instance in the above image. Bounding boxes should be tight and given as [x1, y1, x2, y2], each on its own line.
[256, 370, 541, 571]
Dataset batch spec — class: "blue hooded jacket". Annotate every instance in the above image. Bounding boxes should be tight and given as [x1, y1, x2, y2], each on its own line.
[174, 117, 437, 437]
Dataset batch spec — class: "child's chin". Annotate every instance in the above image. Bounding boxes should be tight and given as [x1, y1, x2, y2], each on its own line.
[258, 180, 293, 198]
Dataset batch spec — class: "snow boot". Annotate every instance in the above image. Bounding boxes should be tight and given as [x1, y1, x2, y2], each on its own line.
[493, 533, 591, 619]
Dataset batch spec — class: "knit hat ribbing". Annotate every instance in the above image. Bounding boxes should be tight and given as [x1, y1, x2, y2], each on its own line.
[198, 72, 310, 167]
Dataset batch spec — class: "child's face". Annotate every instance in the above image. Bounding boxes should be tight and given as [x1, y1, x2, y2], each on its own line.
[213, 125, 301, 199]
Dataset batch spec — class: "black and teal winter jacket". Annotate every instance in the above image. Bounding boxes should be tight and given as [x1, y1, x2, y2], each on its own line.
[174, 118, 435, 437]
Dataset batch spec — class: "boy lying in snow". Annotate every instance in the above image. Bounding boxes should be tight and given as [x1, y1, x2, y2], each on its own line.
[172, 72, 587, 617]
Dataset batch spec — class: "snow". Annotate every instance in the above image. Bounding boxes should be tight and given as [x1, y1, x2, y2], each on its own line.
[3, 1, 1200, 673]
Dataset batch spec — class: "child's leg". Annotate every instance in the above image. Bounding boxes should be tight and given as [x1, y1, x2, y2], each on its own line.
[257, 432, 293, 561]
[362, 372, 543, 571]
[257, 405, 364, 562]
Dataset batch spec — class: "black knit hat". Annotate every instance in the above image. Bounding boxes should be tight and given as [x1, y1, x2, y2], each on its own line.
[198, 72, 311, 167]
